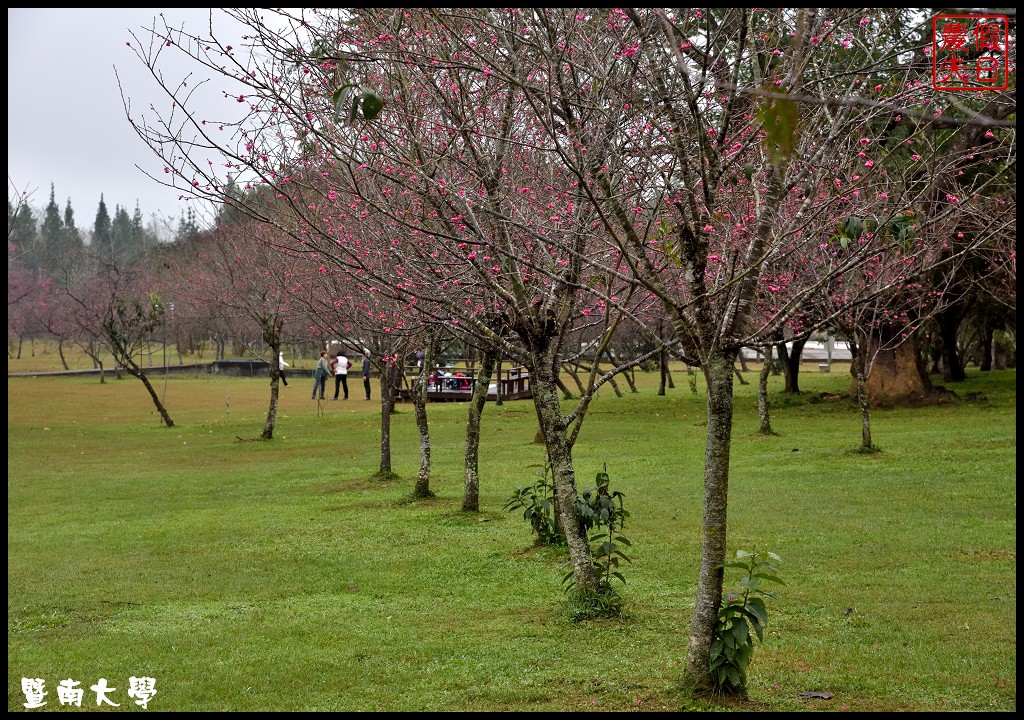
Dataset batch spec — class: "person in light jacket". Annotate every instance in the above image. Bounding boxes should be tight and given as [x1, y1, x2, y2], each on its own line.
[278, 352, 289, 387]
[332, 352, 350, 400]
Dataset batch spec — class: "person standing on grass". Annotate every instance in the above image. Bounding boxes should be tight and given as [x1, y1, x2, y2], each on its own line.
[362, 350, 372, 400]
[278, 352, 289, 386]
[312, 351, 331, 400]
[332, 351, 350, 400]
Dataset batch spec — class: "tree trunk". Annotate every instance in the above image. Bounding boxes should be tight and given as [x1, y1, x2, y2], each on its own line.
[262, 340, 281, 440]
[597, 355, 623, 398]
[658, 346, 668, 396]
[57, 340, 69, 371]
[463, 350, 496, 512]
[684, 350, 735, 693]
[387, 363, 401, 414]
[531, 364, 598, 593]
[127, 364, 175, 428]
[564, 364, 586, 397]
[377, 368, 395, 477]
[494, 357, 504, 406]
[733, 362, 749, 386]
[412, 340, 435, 498]
[778, 337, 806, 393]
[936, 308, 967, 382]
[555, 376, 575, 400]
[979, 322, 994, 371]
[757, 346, 773, 435]
[851, 340, 873, 449]
[619, 358, 638, 394]
[852, 328, 931, 406]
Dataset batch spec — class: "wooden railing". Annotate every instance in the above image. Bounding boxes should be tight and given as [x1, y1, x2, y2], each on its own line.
[397, 362, 531, 401]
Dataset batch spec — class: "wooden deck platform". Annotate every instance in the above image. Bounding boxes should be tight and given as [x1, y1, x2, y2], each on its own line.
[396, 365, 532, 402]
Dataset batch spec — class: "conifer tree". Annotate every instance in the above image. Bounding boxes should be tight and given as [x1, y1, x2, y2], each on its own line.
[39, 184, 65, 273]
[92, 195, 113, 260]
[62, 199, 83, 252]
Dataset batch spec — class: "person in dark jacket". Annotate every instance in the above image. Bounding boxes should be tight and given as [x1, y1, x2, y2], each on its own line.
[361, 351, 372, 400]
[312, 352, 330, 400]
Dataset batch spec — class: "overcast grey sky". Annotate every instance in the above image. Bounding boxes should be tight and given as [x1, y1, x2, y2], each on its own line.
[7, 8, 248, 234]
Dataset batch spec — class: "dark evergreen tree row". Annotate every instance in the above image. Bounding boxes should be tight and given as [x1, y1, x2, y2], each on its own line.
[8, 186, 203, 277]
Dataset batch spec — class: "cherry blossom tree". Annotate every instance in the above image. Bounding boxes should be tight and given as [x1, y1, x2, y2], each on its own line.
[62, 251, 175, 426]
[124, 7, 1015, 693]
[124, 8, 664, 598]
[293, 249, 421, 480]
[162, 216, 308, 439]
[447, 7, 1012, 690]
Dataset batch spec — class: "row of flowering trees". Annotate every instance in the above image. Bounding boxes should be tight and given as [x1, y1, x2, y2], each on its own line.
[113, 7, 1014, 694]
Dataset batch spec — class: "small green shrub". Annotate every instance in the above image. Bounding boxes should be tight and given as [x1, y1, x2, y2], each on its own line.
[563, 465, 632, 619]
[504, 461, 562, 546]
[711, 549, 784, 696]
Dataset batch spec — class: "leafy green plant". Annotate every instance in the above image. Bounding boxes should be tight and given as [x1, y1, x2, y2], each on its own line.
[563, 465, 632, 619]
[711, 549, 784, 696]
[504, 460, 562, 546]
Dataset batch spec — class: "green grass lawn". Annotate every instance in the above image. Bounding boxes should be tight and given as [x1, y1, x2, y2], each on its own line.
[7, 363, 1016, 711]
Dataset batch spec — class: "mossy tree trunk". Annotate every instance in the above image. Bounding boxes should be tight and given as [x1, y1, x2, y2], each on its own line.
[757, 345, 774, 435]
[412, 338, 436, 498]
[463, 349, 496, 512]
[530, 359, 598, 594]
[684, 349, 735, 692]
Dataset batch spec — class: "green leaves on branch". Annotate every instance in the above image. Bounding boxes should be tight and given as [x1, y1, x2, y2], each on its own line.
[333, 84, 384, 123]
[833, 215, 864, 249]
[888, 212, 919, 251]
[711, 548, 784, 696]
[832, 212, 918, 252]
[840, 215, 863, 243]
[757, 93, 799, 167]
[648, 220, 681, 267]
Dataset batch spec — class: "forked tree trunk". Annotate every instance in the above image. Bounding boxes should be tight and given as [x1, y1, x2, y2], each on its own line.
[555, 376, 575, 400]
[778, 337, 806, 393]
[564, 364, 586, 396]
[684, 349, 735, 693]
[612, 353, 638, 394]
[463, 350, 496, 512]
[597, 354, 624, 398]
[530, 363, 598, 594]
